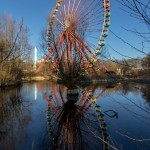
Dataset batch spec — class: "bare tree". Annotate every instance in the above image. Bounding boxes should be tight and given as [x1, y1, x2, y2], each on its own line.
[117, 0, 150, 76]
[118, 0, 150, 42]
[39, 26, 48, 57]
[0, 14, 32, 84]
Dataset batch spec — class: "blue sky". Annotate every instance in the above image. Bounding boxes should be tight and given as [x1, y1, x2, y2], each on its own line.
[0, 0, 54, 46]
[0, 0, 149, 60]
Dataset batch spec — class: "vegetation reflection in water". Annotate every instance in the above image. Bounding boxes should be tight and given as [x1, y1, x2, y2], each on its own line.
[0, 82, 150, 150]
[0, 87, 32, 150]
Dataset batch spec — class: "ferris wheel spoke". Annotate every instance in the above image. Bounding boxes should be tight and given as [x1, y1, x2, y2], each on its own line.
[64, 5, 67, 16]
[56, 18, 64, 27]
[86, 35, 100, 40]
[68, 0, 71, 14]
[84, 40, 97, 49]
[74, 0, 81, 14]
[43, 0, 111, 74]
[78, 21, 103, 29]
[78, 15, 103, 26]
[77, 11, 103, 28]
[83, 29, 102, 32]
[71, 0, 76, 13]
[77, 1, 102, 22]
[77, 0, 100, 18]
[79, 9, 103, 22]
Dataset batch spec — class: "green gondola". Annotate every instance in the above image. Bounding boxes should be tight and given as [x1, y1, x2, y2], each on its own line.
[103, 33, 108, 37]
[105, 24, 110, 27]
[106, 13, 110, 17]
[96, 51, 101, 56]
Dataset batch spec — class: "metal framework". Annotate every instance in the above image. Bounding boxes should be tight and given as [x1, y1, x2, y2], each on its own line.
[36, 0, 111, 76]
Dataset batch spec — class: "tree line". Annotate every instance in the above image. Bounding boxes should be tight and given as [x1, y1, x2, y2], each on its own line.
[0, 14, 33, 85]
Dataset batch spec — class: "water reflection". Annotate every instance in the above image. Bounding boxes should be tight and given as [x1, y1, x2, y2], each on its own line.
[37, 83, 112, 150]
[34, 83, 37, 101]
[141, 85, 150, 102]
[37, 82, 150, 150]
[0, 82, 150, 150]
[0, 87, 32, 150]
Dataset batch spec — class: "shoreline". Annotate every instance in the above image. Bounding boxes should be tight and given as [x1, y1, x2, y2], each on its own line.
[0, 77, 150, 88]
[0, 80, 22, 88]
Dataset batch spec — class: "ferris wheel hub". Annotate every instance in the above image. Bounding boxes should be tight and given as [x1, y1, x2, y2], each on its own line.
[64, 14, 78, 31]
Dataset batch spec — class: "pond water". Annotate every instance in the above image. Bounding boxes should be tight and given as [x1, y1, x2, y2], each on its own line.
[0, 81, 150, 150]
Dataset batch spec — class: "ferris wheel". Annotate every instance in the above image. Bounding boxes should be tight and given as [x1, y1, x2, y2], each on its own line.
[36, 0, 110, 75]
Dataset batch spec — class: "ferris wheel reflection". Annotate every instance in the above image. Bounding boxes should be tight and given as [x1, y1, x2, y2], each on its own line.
[36, 83, 110, 150]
